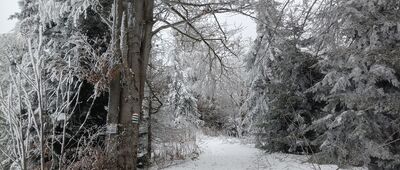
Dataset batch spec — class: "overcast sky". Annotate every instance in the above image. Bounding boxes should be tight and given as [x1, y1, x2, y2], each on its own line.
[0, 0, 19, 34]
[222, 13, 257, 40]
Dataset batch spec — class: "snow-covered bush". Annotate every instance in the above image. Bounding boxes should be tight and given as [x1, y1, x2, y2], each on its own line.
[0, 1, 112, 169]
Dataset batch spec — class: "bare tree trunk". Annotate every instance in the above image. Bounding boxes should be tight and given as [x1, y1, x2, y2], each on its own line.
[106, 0, 154, 169]
[105, 0, 122, 165]
[147, 95, 152, 165]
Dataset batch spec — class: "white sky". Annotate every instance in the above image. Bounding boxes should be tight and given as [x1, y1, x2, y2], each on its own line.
[222, 13, 257, 40]
[0, 0, 19, 34]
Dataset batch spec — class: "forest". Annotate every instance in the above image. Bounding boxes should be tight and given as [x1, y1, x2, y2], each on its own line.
[0, 0, 400, 170]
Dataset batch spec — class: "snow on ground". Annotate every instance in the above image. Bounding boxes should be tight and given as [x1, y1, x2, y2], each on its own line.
[157, 135, 368, 170]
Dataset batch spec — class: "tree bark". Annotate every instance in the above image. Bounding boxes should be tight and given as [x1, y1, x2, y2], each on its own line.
[106, 0, 154, 169]
[105, 0, 122, 166]
[146, 95, 152, 165]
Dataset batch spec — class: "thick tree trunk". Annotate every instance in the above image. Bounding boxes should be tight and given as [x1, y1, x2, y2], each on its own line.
[106, 0, 154, 169]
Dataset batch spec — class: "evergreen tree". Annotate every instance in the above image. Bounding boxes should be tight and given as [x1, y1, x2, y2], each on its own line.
[309, 0, 400, 168]
[243, 0, 323, 153]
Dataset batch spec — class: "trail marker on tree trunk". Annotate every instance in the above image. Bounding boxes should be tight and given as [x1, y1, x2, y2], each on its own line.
[132, 113, 139, 124]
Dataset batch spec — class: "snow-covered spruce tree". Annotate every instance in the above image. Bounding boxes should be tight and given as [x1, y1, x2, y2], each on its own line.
[242, 0, 323, 153]
[167, 55, 202, 128]
[240, 0, 282, 138]
[308, 0, 400, 168]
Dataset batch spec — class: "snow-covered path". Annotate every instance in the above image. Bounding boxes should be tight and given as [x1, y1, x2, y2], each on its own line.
[162, 136, 261, 170]
[160, 136, 367, 170]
